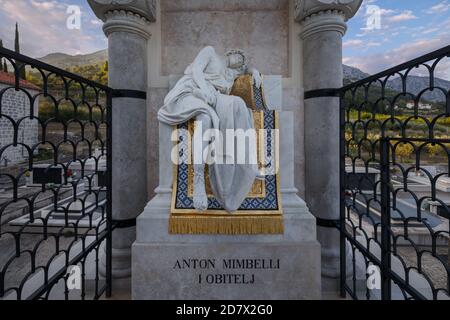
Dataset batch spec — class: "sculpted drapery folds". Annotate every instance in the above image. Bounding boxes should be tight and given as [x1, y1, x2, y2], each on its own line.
[158, 46, 263, 213]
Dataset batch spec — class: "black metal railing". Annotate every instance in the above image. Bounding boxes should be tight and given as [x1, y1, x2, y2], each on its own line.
[0, 47, 112, 300]
[340, 46, 450, 300]
[2, 40, 448, 302]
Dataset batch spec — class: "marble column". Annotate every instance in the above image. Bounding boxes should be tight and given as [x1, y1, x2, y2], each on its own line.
[88, 0, 155, 278]
[295, 0, 362, 278]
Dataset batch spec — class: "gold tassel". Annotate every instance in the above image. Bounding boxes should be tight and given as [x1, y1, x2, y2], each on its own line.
[169, 215, 284, 235]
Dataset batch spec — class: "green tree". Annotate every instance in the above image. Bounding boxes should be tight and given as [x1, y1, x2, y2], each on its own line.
[0, 39, 4, 71]
[426, 144, 442, 157]
[0, 39, 8, 73]
[15, 22, 26, 80]
[396, 143, 414, 162]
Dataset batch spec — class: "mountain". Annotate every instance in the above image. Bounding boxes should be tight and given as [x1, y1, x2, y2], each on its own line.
[34, 50, 450, 103]
[387, 76, 450, 103]
[343, 64, 370, 82]
[37, 49, 107, 69]
[343, 65, 450, 103]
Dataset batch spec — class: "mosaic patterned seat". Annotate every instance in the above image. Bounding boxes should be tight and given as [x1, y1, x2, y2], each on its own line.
[170, 75, 283, 234]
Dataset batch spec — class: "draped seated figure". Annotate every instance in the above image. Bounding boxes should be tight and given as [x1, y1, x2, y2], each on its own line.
[158, 46, 282, 234]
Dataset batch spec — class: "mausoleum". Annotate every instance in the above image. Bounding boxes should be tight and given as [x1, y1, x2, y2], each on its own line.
[88, 0, 363, 299]
[1, 0, 449, 301]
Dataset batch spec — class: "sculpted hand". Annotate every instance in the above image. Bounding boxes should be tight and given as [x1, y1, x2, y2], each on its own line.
[252, 69, 262, 89]
[193, 87, 217, 106]
[205, 88, 217, 106]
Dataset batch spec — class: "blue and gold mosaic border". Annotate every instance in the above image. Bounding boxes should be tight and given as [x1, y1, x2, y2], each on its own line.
[171, 110, 281, 215]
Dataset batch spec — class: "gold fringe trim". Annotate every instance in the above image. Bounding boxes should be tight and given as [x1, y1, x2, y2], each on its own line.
[169, 215, 284, 235]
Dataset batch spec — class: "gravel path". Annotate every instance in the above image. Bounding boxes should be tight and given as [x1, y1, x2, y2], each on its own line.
[396, 246, 449, 292]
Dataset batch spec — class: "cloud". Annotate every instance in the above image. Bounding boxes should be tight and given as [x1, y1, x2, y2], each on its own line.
[344, 39, 364, 48]
[0, 0, 106, 57]
[344, 39, 382, 49]
[91, 19, 102, 26]
[378, 8, 395, 16]
[385, 10, 417, 23]
[422, 27, 440, 35]
[425, 1, 450, 14]
[30, 0, 59, 10]
[344, 36, 450, 79]
[358, 5, 417, 36]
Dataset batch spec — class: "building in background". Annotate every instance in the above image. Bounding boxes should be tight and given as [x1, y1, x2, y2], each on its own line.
[0, 23, 40, 166]
[0, 71, 40, 165]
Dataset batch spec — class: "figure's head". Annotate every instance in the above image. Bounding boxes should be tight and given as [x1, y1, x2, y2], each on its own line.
[226, 49, 246, 70]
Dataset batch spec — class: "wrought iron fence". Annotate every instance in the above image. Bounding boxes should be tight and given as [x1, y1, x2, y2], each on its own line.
[0, 47, 112, 300]
[2, 39, 448, 302]
[340, 46, 450, 300]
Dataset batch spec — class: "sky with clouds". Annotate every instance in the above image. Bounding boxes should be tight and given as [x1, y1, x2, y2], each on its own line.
[0, 0, 449, 78]
[344, 0, 450, 78]
[0, 0, 104, 58]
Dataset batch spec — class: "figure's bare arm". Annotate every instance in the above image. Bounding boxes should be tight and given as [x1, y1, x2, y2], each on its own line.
[249, 67, 262, 89]
[191, 46, 216, 104]
[232, 63, 262, 89]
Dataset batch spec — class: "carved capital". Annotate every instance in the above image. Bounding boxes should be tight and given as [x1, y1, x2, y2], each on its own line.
[295, 0, 362, 39]
[295, 0, 362, 23]
[88, 0, 155, 39]
[300, 10, 347, 39]
[103, 10, 152, 39]
[88, 0, 156, 22]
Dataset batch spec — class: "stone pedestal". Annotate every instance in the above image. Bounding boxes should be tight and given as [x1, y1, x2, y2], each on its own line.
[88, 0, 155, 278]
[296, 0, 362, 278]
[133, 203, 320, 300]
[132, 109, 321, 299]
